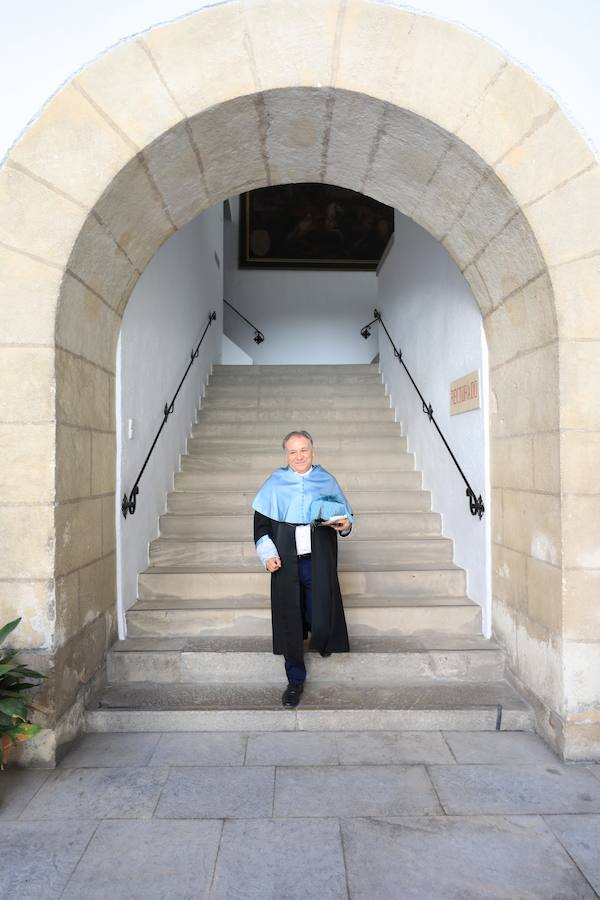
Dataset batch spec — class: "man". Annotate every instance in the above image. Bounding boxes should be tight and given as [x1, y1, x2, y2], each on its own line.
[252, 431, 353, 708]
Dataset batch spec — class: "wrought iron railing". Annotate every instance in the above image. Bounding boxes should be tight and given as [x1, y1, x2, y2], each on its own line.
[121, 310, 217, 519]
[223, 298, 264, 344]
[361, 308, 485, 519]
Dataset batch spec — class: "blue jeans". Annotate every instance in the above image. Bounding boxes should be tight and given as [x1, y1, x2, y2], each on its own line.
[284, 556, 312, 683]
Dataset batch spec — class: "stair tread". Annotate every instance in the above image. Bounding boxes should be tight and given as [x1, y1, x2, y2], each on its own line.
[142, 560, 464, 574]
[94, 680, 530, 712]
[159, 512, 438, 521]
[151, 536, 451, 545]
[110, 634, 500, 653]
[128, 594, 477, 611]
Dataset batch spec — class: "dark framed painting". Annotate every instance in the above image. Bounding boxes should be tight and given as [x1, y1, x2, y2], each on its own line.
[239, 183, 394, 271]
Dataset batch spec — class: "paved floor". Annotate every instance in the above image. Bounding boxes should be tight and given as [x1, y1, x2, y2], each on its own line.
[2, 730, 599, 899]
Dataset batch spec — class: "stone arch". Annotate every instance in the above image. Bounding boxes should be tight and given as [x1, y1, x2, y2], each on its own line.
[1, 0, 598, 762]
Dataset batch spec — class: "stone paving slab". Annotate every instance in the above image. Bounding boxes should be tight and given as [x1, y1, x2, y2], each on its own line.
[442, 730, 560, 765]
[274, 765, 442, 817]
[428, 764, 600, 815]
[148, 731, 247, 766]
[341, 815, 598, 899]
[20, 766, 169, 819]
[0, 819, 99, 899]
[58, 732, 161, 767]
[335, 730, 454, 765]
[245, 731, 339, 766]
[544, 815, 600, 896]
[210, 818, 347, 900]
[155, 766, 274, 818]
[0, 768, 50, 818]
[61, 819, 222, 900]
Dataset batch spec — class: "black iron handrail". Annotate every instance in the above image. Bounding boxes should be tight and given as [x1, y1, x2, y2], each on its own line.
[223, 298, 264, 344]
[121, 310, 217, 519]
[361, 308, 485, 519]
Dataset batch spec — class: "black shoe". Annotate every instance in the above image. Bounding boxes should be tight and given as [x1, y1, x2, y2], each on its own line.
[319, 651, 331, 657]
[282, 681, 304, 708]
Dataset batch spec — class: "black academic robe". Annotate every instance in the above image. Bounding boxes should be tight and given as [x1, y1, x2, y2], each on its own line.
[254, 511, 350, 661]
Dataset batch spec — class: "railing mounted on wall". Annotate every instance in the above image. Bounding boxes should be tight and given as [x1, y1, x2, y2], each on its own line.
[121, 310, 217, 519]
[361, 308, 485, 520]
[223, 298, 265, 344]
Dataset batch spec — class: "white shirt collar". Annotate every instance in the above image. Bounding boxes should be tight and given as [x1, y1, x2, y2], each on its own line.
[289, 465, 314, 477]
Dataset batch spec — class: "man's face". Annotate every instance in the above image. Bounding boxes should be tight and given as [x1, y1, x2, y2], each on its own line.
[285, 435, 314, 474]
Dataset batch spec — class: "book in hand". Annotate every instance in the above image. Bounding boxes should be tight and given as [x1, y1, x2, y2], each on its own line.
[317, 514, 347, 525]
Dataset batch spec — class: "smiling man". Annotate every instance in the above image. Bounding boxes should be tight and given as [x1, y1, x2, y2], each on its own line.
[252, 430, 353, 708]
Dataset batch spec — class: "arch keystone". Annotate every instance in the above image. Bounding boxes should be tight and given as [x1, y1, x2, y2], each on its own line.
[241, 0, 343, 89]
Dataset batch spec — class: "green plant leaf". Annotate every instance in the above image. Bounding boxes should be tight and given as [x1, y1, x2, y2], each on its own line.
[0, 684, 38, 695]
[0, 698, 28, 720]
[4, 722, 42, 740]
[9, 665, 44, 679]
[0, 662, 20, 677]
[0, 618, 21, 645]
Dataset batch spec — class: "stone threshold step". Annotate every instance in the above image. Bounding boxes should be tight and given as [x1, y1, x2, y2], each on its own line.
[110, 634, 497, 653]
[129, 595, 476, 612]
[91, 681, 531, 713]
[86, 681, 534, 733]
[107, 638, 504, 685]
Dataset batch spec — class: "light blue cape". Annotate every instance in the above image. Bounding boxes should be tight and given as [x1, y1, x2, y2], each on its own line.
[252, 465, 353, 525]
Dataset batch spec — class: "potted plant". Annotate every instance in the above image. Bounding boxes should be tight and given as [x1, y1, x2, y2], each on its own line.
[0, 617, 44, 768]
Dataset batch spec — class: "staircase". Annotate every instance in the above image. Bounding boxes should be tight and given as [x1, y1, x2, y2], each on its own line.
[87, 364, 533, 733]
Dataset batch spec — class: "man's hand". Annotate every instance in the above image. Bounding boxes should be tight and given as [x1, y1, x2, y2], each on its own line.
[329, 518, 351, 532]
[266, 556, 282, 572]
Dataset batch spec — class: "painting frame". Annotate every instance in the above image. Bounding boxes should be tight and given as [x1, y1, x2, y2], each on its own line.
[238, 183, 394, 271]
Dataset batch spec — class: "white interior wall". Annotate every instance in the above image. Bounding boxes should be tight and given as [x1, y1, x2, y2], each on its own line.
[377, 212, 491, 633]
[221, 333, 253, 365]
[2, 2, 600, 164]
[116, 206, 223, 634]
[223, 196, 378, 364]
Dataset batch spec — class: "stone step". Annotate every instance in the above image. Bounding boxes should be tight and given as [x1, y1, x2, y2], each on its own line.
[85, 680, 535, 733]
[126, 596, 480, 639]
[195, 407, 395, 423]
[179, 452, 415, 472]
[148, 537, 454, 569]
[213, 364, 378, 374]
[187, 434, 408, 453]
[200, 394, 390, 409]
[166, 489, 432, 515]
[205, 382, 385, 397]
[107, 634, 505, 684]
[210, 372, 382, 385]
[191, 421, 403, 438]
[173, 469, 422, 491]
[158, 512, 442, 541]
[138, 566, 467, 602]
